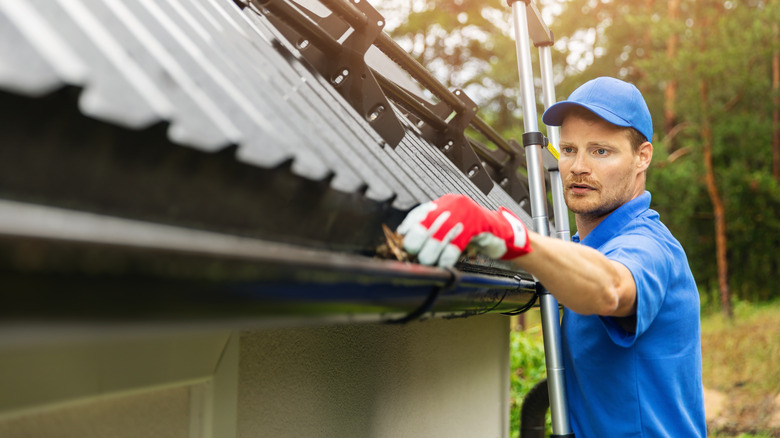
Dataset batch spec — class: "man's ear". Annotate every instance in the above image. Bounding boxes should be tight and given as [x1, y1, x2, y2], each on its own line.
[637, 141, 653, 172]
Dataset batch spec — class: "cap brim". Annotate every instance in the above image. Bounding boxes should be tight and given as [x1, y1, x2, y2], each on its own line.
[542, 101, 632, 130]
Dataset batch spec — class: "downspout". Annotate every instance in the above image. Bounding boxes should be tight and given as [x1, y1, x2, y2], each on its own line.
[520, 378, 550, 438]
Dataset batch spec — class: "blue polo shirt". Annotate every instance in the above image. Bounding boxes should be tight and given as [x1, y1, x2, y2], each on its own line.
[563, 191, 706, 437]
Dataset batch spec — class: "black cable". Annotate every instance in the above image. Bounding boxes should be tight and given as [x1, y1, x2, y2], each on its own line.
[502, 276, 539, 316]
[387, 267, 460, 324]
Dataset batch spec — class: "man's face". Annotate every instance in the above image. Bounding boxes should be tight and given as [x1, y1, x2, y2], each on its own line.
[558, 114, 650, 220]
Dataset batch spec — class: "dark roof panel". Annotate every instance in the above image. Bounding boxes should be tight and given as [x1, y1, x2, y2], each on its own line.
[0, 0, 544, 324]
[0, 0, 533, 233]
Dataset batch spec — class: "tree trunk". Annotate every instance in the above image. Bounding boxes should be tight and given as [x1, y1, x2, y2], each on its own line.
[664, 0, 680, 148]
[699, 80, 733, 318]
[773, 22, 779, 181]
[635, 0, 653, 83]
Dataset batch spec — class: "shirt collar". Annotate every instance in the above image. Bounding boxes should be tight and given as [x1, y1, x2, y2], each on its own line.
[571, 191, 651, 248]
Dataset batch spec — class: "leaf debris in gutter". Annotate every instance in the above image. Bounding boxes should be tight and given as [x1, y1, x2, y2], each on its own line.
[375, 224, 417, 262]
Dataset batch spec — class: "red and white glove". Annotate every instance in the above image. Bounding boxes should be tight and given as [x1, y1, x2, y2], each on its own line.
[396, 194, 532, 267]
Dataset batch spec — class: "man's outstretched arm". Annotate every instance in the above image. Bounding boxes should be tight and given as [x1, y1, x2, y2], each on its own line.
[397, 194, 636, 317]
[512, 231, 636, 317]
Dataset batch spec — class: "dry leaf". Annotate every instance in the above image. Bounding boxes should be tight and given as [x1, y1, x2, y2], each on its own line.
[376, 224, 416, 262]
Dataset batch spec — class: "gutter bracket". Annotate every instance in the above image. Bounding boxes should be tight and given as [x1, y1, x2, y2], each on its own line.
[487, 139, 532, 209]
[418, 90, 495, 195]
[258, 0, 405, 147]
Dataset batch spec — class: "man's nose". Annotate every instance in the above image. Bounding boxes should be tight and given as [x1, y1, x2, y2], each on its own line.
[569, 152, 590, 175]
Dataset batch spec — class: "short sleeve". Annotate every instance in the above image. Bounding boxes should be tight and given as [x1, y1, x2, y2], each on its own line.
[598, 232, 671, 346]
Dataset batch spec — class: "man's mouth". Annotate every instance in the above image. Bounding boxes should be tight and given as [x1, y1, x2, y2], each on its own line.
[569, 182, 597, 194]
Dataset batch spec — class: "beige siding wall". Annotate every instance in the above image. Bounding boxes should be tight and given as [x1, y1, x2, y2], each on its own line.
[0, 315, 510, 438]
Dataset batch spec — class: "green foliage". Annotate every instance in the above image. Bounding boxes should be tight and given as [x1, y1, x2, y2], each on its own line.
[377, 0, 539, 136]
[556, 0, 780, 303]
[375, 0, 780, 303]
[635, 0, 780, 303]
[509, 326, 549, 438]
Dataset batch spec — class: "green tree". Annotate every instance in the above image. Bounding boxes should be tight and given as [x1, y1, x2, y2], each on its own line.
[550, 0, 780, 307]
[639, 0, 780, 306]
[377, 0, 549, 140]
[375, 0, 780, 306]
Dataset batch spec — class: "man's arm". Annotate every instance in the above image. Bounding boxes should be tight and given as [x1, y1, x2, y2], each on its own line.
[512, 231, 637, 317]
[396, 194, 637, 317]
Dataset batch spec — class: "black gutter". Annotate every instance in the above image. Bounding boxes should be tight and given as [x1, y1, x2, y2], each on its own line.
[0, 200, 536, 325]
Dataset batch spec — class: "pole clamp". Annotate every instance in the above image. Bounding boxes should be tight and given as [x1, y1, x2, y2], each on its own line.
[535, 281, 549, 296]
[505, 0, 532, 7]
[522, 131, 547, 149]
[534, 31, 555, 48]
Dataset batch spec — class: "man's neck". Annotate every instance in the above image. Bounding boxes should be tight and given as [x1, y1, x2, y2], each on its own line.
[574, 214, 605, 241]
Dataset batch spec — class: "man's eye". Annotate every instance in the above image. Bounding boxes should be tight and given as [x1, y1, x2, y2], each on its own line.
[595, 148, 608, 155]
[562, 147, 574, 154]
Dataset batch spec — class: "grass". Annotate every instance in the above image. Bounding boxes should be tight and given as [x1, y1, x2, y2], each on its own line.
[509, 300, 780, 437]
[701, 300, 780, 396]
[700, 299, 780, 436]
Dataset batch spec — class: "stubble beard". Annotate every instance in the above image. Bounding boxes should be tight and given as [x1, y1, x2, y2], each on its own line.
[564, 175, 633, 222]
[566, 191, 625, 221]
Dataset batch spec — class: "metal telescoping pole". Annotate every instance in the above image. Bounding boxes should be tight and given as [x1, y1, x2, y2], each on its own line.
[511, 4, 548, 235]
[509, 1, 573, 436]
[538, 45, 571, 242]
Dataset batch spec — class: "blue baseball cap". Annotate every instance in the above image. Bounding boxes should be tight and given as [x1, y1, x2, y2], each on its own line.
[542, 77, 653, 142]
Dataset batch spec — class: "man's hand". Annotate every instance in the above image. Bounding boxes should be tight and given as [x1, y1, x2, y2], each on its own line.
[396, 194, 532, 267]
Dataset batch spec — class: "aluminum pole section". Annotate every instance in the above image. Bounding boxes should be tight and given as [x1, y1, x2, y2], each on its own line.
[538, 45, 559, 148]
[510, 1, 572, 436]
[511, 3, 548, 236]
[539, 44, 571, 242]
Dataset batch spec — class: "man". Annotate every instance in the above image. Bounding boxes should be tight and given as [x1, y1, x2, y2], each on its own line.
[397, 77, 706, 437]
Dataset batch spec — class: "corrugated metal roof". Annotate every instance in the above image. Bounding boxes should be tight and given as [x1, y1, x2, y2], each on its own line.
[0, 0, 531, 222]
[0, 0, 545, 326]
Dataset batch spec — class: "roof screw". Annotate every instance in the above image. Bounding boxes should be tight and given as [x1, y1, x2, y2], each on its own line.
[297, 39, 310, 50]
[331, 69, 349, 86]
[467, 165, 479, 177]
[368, 104, 385, 122]
[443, 139, 454, 151]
